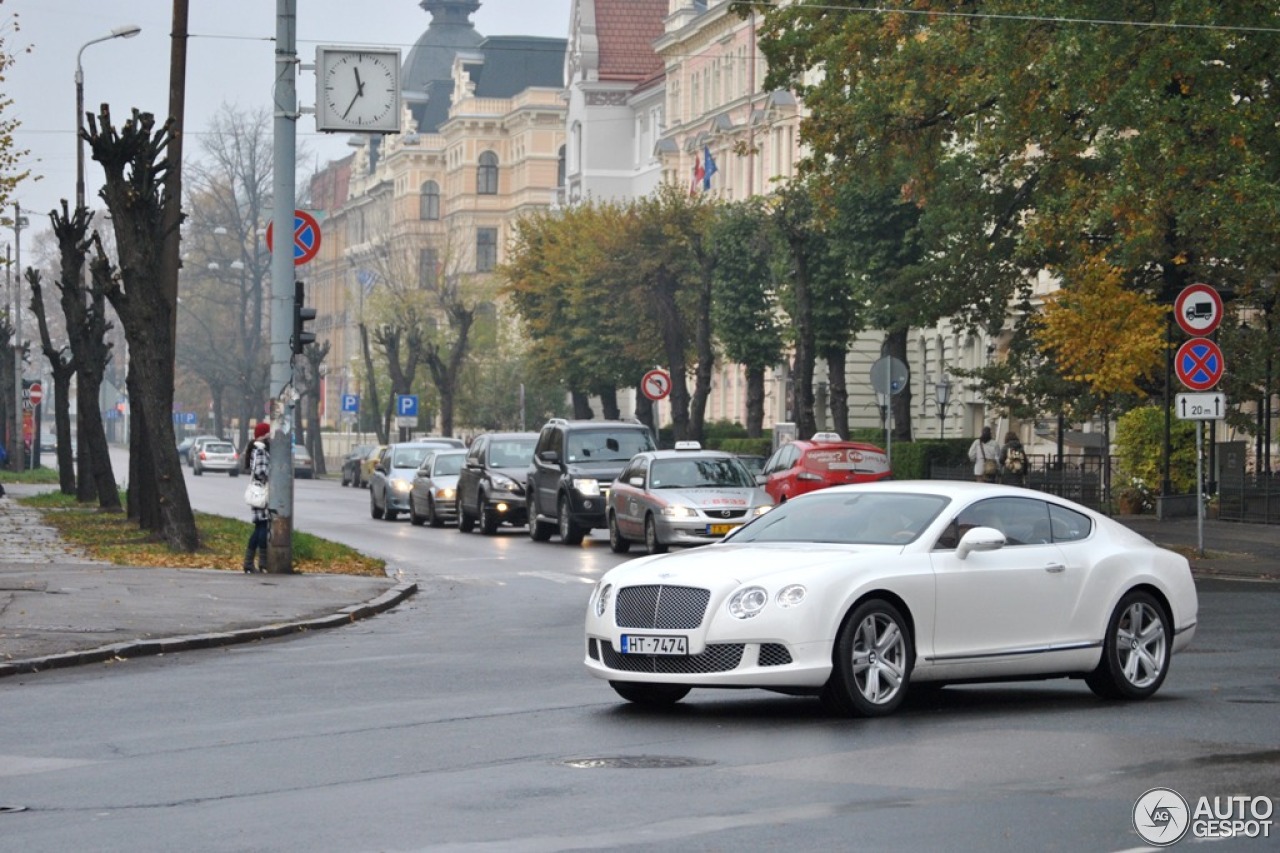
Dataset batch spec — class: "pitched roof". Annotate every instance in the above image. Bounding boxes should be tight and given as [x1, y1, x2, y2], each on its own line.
[593, 0, 666, 83]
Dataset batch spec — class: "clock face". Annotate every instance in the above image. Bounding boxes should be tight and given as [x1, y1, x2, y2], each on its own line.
[318, 49, 400, 132]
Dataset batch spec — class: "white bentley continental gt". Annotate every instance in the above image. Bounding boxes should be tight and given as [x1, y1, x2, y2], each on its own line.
[584, 481, 1198, 716]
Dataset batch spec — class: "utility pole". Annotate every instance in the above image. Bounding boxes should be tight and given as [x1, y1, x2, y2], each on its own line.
[267, 0, 298, 572]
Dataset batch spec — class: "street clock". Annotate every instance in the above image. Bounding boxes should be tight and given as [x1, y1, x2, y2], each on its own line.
[315, 47, 401, 133]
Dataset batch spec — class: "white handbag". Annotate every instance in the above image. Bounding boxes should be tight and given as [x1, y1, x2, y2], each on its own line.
[244, 480, 268, 509]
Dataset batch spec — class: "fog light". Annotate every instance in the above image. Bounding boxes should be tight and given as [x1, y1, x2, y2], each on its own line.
[495, 502, 509, 513]
[583, 499, 594, 510]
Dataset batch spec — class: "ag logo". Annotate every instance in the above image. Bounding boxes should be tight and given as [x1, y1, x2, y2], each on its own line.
[1133, 787, 1190, 846]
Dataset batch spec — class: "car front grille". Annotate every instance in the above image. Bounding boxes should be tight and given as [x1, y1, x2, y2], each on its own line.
[615, 585, 710, 630]
[600, 642, 744, 674]
[701, 508, 748, 520]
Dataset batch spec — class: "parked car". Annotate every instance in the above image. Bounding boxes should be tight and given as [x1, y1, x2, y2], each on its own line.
[456, 431, 538, 534]
[606, 442, 773, 555]
[357, 445, 387, 489]
[340, 444, 376, 487]
[585, 480, 1198, 716]
[527, 418, 656, 545]
[293, 444, 314, 479]
[409, 449, 466, 527]
[39, 432, 58, 453]
[370, 439, 466, 521]
[192, 439, 240, 476]
[758, 432, 890, 504]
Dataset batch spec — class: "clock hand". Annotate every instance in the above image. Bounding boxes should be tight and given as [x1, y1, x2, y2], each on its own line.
[341, 67, 367, 119]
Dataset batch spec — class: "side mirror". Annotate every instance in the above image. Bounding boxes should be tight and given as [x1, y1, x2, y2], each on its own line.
[956, 526, 1006, 560]
[539, 449, 560, 465]
[755, 474, 767, 486]
[629, 476, 644, 488]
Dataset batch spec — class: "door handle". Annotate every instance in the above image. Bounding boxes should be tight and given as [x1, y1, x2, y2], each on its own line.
[1045, 563, 1066, 573]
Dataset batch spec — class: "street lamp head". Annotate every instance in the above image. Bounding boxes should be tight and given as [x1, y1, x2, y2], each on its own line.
[111, 25, 142, 39]
[934, 374, 952, 407]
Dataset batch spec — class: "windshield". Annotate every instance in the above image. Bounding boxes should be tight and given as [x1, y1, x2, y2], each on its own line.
[205, 442, 235, 454]
[729, 492, 949, 545]
[566, 429, 654, 463]
[650, 456, 754, 489]
[392, 448, 429, 469]
[487, 438, 536, 468]
[431, 454, 464, 477]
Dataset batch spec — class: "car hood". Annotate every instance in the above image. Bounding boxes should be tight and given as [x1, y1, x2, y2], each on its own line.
[422, 475, 460, 487]
[566, 461, 629, 479]
[603, 541, 894, 587]
[489, 465, 529, 481]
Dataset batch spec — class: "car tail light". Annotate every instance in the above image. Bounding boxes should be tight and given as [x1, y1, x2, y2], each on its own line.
[797, 471, 822, 481]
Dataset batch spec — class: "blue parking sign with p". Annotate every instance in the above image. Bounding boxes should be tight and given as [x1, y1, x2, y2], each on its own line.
[341, 394, 359, 414]
[396, 395, 419, 417]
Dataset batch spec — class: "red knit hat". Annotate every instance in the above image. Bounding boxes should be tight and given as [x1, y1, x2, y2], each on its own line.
[253, 422, 270, 440]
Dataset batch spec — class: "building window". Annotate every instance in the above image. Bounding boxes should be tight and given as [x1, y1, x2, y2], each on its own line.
[557, 145, 566, 188]
[476, 227, 498, 272]
[477, 151, 499, 195]
[419, 181, 440, 220]
[419, 248, 439, 289]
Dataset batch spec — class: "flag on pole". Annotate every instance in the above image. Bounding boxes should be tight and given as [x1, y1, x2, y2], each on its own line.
[702, 145, 718, 191]
[691, 151, 705, 196]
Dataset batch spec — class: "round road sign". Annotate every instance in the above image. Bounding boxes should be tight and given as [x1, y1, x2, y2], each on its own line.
[23, 382, 43, 408]
[641, 368, 671, 401]
[1174, 338, 1225, 392]
[266, 209, 323, 266]
[1174, 283, 1223, 337]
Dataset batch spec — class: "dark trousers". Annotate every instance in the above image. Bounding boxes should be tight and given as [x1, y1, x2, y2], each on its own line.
[244, 520, 269, 571]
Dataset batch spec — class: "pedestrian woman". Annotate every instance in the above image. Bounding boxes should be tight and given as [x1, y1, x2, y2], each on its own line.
[968, 425, 1000, 483]
[242, 421, 271, 573]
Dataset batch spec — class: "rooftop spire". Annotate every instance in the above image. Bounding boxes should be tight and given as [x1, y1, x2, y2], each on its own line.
[420, 0, 481, 25]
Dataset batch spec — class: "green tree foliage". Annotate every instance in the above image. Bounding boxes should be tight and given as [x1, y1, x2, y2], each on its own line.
[1115, 405, 1196, 495]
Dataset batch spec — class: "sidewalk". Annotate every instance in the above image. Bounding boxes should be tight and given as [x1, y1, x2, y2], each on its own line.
[0, 484, 415, 679]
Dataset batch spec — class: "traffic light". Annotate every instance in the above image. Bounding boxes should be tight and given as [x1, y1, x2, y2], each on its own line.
[292, 280, 317, 355]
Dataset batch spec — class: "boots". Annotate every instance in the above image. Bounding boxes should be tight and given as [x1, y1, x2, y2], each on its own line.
[243, 544, 259, 574]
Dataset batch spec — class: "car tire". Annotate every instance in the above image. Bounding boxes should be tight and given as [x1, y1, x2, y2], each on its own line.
[558, 494, 585, 545]
[426, 497, 444, 528]
[230, 470, 239, 477]
[528, 497, 553, 542]
[644, 515, 668, 555]
[609, 681, 691, 706]
[409, 497, 425, 526]
[479, 497, 500, 535]
[370, 492, 384, 520]
[821, 599, 912, 717]
[1086, 590, 1171, 701]
[193, 465, 202, 476]
[384, 507, 397, 521]
[607, 512, 631, 554]
[457, 499, 476, 532]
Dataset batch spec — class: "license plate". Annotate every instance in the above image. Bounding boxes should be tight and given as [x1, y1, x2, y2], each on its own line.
[707, 523, 739, 535]
[621, 634, 688, 655]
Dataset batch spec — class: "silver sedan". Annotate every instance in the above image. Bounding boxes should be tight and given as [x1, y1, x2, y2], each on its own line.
[607, 445, 773, 555]
[409, 449, 466, 527]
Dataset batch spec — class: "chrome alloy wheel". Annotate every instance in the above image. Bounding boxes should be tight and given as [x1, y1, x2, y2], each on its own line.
[1115, 600, 1167, 690]
[850, 611, 907, 706]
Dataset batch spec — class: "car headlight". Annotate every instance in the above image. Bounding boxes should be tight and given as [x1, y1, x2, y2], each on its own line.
[572, 478, 600, 496]
[753, 504, 773, 516]
[775, 584, 806, 608]
[393, 479, 412, 493]
[660, 504, 698, 518]
[594, 583, 612, 618]
[435, 487, 455, 500]
[491, 473, 518, 491]
[728, 586, 768, 619]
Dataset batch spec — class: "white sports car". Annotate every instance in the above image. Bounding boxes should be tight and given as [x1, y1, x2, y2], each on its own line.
[584, 481, 1198, 716]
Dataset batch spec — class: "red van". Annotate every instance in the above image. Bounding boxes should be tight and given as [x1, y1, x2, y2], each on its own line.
[758, 433, 891, 503]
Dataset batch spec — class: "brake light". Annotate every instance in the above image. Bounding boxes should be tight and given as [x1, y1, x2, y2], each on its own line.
[797, 471, 823, 481]
[198, 451, 207, 460]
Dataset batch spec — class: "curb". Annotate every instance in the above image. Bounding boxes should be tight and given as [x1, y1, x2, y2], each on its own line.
[0, 580, 418, 680]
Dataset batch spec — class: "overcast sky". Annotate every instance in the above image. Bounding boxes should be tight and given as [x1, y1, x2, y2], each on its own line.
[6, 0, 572, 227]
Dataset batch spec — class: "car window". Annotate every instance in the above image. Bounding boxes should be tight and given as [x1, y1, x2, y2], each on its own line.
[565, 429, 654, 462]
[205, 442, 235, 454]
[731, 492, 948, 545]
[1048, 504, 1092, 542]
[935, 497, 1051, 549]
[393, 448, 430, 469]
[651, 457, 754, 489]
[432, 453, 464, 477]
[487, 438, 536, 468]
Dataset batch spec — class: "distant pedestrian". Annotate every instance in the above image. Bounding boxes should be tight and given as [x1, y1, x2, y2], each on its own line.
[1000, 431, 1028, 485]
[968, 426, 1000, 483]
[242, 422, 271, 573]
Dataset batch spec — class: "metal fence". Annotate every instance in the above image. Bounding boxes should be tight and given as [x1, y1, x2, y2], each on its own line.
[1217, 475, 1280, 524]
[929, 454, 1114, 512]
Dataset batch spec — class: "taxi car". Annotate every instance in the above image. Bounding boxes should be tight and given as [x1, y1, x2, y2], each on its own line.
[606, 442, 773, 555]
[758, 432, 890, 503]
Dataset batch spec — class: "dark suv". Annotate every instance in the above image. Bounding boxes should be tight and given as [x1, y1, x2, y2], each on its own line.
[456, 431, 538, 535]
[527, 418, 656, 545]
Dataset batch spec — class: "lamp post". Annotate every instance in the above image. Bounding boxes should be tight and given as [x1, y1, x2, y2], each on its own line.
[10, 204, 28, 472]
[934, 373, 953, 439]
[75, 24, 142, 216]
